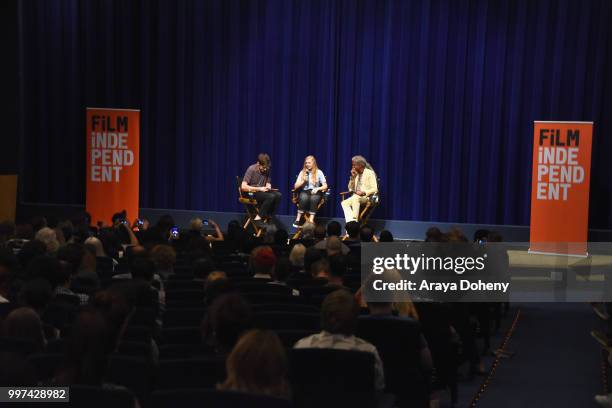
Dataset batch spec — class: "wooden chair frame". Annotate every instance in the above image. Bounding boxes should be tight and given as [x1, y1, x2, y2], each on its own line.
[236, 176, 263, 237]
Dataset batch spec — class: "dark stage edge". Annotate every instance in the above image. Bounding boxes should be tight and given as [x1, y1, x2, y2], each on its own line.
[16, 202, 612, 242]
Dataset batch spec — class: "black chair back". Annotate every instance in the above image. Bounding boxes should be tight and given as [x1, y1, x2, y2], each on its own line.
[152, 389, 293, 408]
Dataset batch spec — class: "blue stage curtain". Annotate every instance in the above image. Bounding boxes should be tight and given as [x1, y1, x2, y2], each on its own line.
[18, 0, 612, 227]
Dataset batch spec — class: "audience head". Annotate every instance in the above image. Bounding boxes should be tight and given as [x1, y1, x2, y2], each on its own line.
[192, 257, 215, 280]
[473, 229, 490, 243]
[314, 225, 327, 241]
[16, 240, 46, 270]
[219, 329, 289, 399]
[84, 236, 106, 257]
[303, 247, 324, 275]
[289, 244, 306, 268]
[204, 275, 233, 306]
[150, 244, 176, 271]
[425, 227, 443, 242]
[326, 221, 342, 237]
[345, 221, 360, 239]
[56, 306, 111, 385]
[379, 230, 394, 242]
[321, 290, 360, 336]
[206, 293, 252, 354]
[311, 258, 330, 279]
[326, 236, 343, 257]
[56, 243, 92, 275]
[2, 307, 46, 352]
[273, 256, 292, 282]
[19, 278, 52, 312]
[359, 225, 374, 242]
[130, 257, 155, 282]
[0, 248, 19, 296]
[189, 217, 204, 232]
[26, 255, 64, 289]
[301, 222, 315, 239]
[274, 228, 289, 248]
[328, 254, 347, 285]
[250, 246, 277, 277]
[487, 231, 503, 242]
[35, 227, 60, 253]
[31, 216, 48, 233]
[447, 227, 468, 242]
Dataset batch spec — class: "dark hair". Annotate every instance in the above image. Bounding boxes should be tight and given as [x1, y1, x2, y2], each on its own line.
[425, 227, 443, 242]
[0, 352, 36, 386]
[345, 221, 360, 239]
[0, 247, 19, 289]
[30, 216, 47, 233]
[274, 229, 289, 247]
[303, 247, 324, 275]
[473, 229, 490, 243]
[328, 254, 347, 279]
[487, 231, 503, 242]
[326, 221, 342, 237]
[310, 258, 330, 278]
[321, 290, 359, 335]
[56, 307, 110, 385]
[19, 278, 53, 312]
[205, 294, 252, 354]
[273, 257, 292, 282]
[379, 230, 394, 242]
[130, 257, 155, 281]
[56, 243, 86, 275]
[26, 255, 64, 289]
[3, 307, 45, 353]
[359, 225, 374, 242]
[16, 240, 46, 270]
[257, 153, 271, 168]
[192, 257, 215, 279]
[314, 225, 326, 240]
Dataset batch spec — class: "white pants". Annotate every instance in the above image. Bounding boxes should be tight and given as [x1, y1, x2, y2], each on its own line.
[341, 194, 368, 222]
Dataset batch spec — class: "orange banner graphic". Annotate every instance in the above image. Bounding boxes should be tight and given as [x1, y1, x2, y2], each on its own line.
[529, 121, 593, 256]
[86, 108, 140, 227]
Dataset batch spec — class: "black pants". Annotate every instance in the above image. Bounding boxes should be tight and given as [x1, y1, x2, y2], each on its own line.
[254, 191, 282, 218]
[298, 191, 322, 214]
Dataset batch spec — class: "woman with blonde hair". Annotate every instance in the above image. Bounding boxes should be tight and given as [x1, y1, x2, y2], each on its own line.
[293, 155, 328, 227]
[218, 329, 290, 399]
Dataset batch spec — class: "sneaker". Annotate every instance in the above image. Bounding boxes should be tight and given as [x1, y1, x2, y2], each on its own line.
[292, 222, 300, 228]
[595, 394, 612, 407]
[592, 303, 610, 321]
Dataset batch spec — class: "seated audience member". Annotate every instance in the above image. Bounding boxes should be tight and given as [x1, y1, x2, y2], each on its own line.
[343, 221, 360, 244]
[294, 290, 385, 390]
[311, 259, 331, 281]
[203, 293, 253, 355]
[301, 222, 316, 240]
[425, 227, 444, 242]
[359, 225, 375, 243]
[56, 243, 99, 292]
[270, 257, 300, 296]
[364, 301, 433, 374]
[111, 257, 163, 315]
[313, 225, 327, 243]
[84, 236, 118, 272]
[113, 246, 164, 290]
[249, 246, 276, 280]
[193, 257, 216, 281]
[273, 229, 289, 256]
[51, 259, 89, 305]
[35, 227, 60, 254]
[0, 248, 19, 305]
[327, 255, 348, 289]
[288, 244, 306, 272]
[378, 230, 394, 242]
[326, 236, 344, 257]
[0, 221, 16, 246]
[16, 240, 46, 271]
[150, 244, 176, 280]
[19, 278, 53, 316]
[54, 306, 139, 408]
[204, 275, 234, 307]
[2, 307, 46, 353]
[262, 224, 278, 245]
[314, 221, 350, 255]
[0, 352, 36, 386]
[218, 329, 290, 399]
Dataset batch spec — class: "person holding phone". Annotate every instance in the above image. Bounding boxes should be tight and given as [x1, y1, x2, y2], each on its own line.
[293, 155, 328, 227]
[241, 153, 282, 223]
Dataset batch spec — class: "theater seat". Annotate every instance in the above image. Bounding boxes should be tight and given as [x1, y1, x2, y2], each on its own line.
[152, 389, 293, 408]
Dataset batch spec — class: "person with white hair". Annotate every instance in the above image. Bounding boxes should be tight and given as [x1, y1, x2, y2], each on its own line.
[34, 227, 60, 254]
[340, 155, 378, 223]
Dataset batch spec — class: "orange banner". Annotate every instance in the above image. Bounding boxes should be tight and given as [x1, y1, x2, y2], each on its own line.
[529, 121, 593, 256]
[86, 108, 140, 227]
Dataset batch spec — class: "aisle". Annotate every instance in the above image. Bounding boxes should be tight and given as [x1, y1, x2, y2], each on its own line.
[474, 303, 602, 408]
